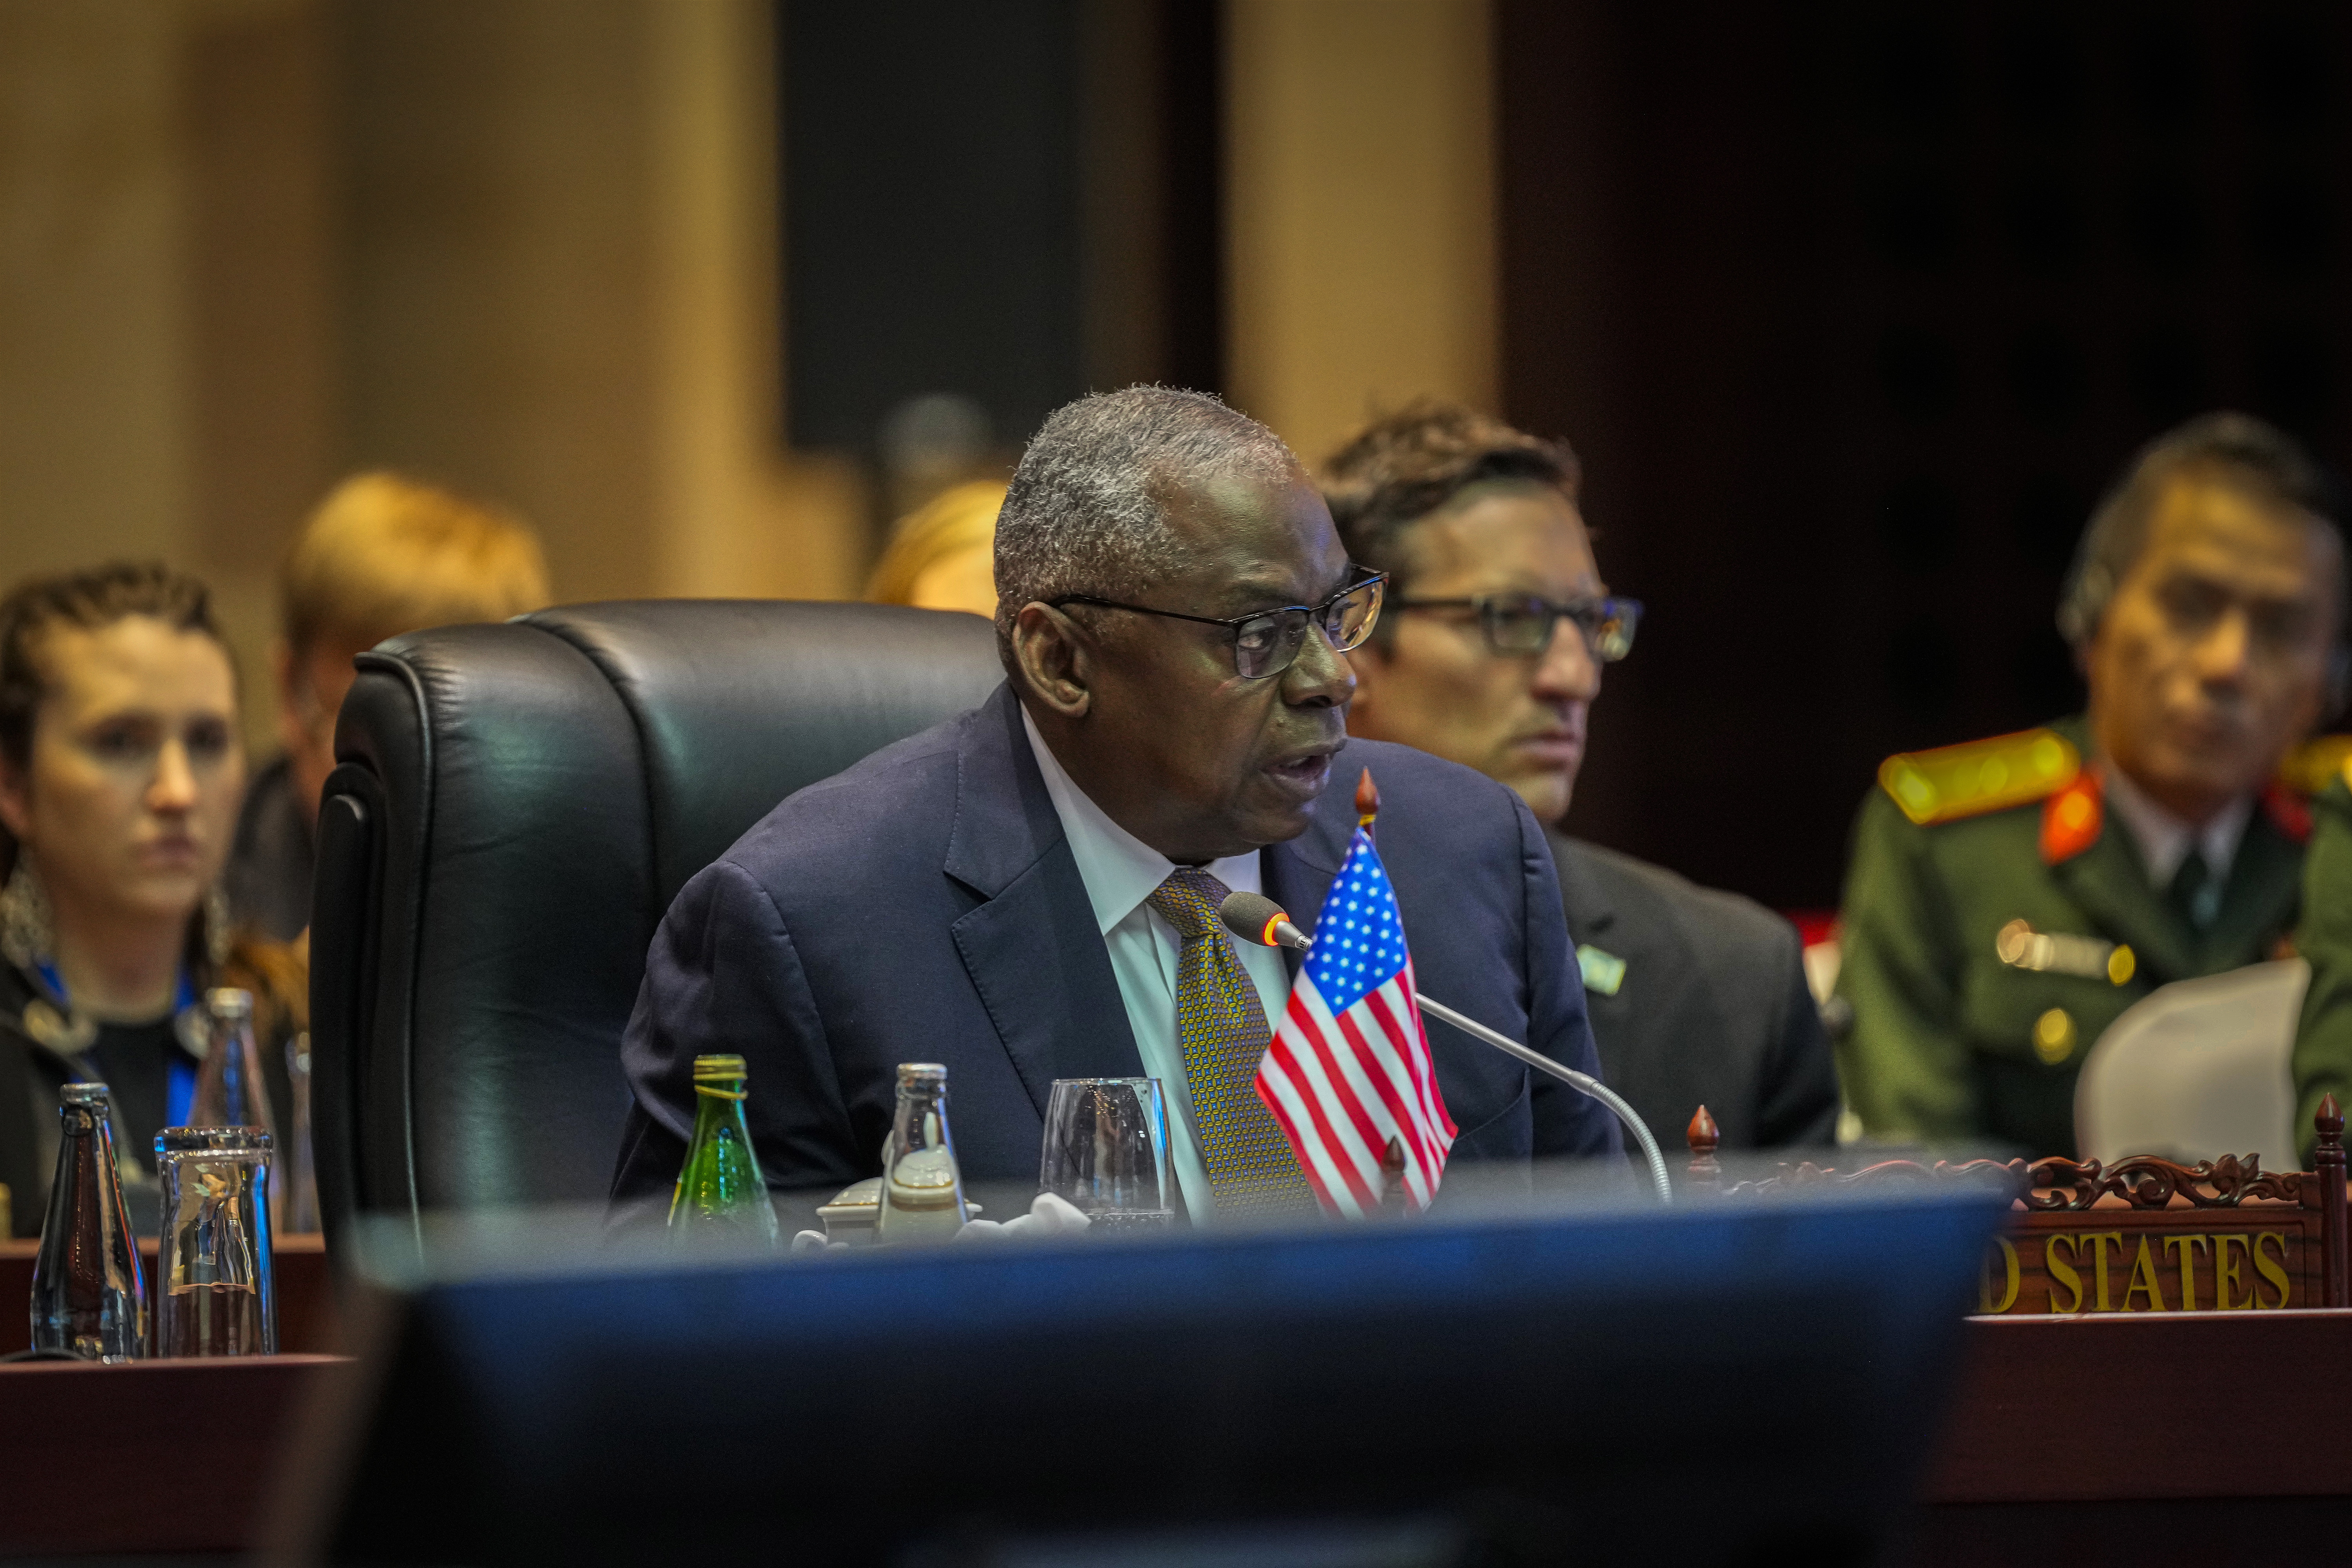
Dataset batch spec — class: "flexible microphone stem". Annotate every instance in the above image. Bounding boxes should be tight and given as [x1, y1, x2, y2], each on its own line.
[1222, 893, 1672, 1205]
[1408, 993, 1672, 1206]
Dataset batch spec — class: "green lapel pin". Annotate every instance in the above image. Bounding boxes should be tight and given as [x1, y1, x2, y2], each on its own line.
[1577, 944, 1627, 996]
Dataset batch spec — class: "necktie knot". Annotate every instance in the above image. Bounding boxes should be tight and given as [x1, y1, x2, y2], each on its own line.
[1147, 867, 1233, 941]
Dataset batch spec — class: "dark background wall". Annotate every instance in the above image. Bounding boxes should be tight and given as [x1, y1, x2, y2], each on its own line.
[1498, 0, 2352, 911]
[780, 0, 1222, 479]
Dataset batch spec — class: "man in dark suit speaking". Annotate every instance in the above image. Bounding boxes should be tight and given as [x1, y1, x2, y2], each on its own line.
[612, 387, 1620, 1220]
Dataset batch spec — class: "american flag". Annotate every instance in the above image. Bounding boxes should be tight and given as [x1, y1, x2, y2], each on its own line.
[1255, 827, 1457, 1215]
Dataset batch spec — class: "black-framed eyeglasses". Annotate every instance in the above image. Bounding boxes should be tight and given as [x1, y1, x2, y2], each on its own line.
[1049, 572, 1387, 680]
[1394, 593, 1642, 661]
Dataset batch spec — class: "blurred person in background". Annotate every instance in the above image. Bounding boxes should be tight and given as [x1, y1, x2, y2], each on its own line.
[1837, 412, 2347, 1156]
[0, 564, 301, 1236]
[227, 472, 550, 940]
[1325, 403, 1839, 1155]
[862, 478, 1008, 617]
[2296, 764, 2352, 1161]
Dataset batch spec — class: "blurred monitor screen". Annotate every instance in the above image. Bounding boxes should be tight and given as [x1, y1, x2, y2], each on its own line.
[283, 1173, 2007, 1567]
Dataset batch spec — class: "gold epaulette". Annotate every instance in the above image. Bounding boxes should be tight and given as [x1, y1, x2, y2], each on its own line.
[1878, 728, 2081, 827]
[2277, 734, 2352, 797]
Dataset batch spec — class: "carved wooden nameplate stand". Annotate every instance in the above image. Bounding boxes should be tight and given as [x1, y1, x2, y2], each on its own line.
[1682, 1094, 2352, 1315]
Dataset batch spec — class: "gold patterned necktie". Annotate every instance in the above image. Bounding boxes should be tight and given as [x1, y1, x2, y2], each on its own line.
[1145, 867, 1314, 1215]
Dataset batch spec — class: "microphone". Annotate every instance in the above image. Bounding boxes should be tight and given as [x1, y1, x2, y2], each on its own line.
[1224, 891, 1312, 955]
[1219, 890, 1673, 1204]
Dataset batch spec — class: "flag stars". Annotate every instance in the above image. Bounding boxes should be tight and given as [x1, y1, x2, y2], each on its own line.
[1303, 828, 1412, 1015]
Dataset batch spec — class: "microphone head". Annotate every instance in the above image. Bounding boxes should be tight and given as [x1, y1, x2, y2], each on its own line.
[1218, 890, 1292, 949]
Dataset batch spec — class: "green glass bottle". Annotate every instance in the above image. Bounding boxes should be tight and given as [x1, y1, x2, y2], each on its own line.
[667, 1054, 780, 1246]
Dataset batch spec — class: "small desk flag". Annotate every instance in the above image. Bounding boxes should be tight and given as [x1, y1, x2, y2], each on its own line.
[1255, 826, 1457, 1215]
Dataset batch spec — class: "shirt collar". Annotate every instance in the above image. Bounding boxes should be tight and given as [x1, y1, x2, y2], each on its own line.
[2099, 760, 2253, 887]
[1020, 703, 1261, 935]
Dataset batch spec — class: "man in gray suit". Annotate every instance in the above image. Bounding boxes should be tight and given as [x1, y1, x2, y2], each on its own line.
[1325, 403, 1838, 1153]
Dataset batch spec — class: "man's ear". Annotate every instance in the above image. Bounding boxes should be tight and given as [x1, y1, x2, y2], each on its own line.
[1011, 603, 1094, 719]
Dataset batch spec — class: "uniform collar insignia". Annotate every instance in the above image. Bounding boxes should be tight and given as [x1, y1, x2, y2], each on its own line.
[2260, 782, 2312, 845]
[2040, 769, 2103, 865]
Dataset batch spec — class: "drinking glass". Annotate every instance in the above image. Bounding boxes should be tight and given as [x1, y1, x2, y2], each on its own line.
[152, 1127, 276, 1357]
[1040, 1078, 1173, 1231]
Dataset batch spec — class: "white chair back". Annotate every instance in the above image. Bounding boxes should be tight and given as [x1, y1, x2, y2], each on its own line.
[2074, 958, 2309, 1167]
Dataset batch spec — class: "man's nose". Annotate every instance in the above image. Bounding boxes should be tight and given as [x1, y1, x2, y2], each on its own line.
[1531, 616, 1603, 703]
[149, 739, 200, 813]
[2194, 607, 2254, 686]
[1283, 622, 1357, 708]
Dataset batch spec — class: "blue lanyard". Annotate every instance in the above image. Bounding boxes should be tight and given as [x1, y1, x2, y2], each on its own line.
[36, 961, 201, 1127]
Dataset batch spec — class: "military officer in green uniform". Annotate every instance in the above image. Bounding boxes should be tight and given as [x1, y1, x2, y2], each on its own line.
[2292, 763, 2352, 1161]
[1836, 412, 2348, 1156]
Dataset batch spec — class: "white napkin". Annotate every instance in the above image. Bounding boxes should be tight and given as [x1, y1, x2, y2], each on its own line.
[790, 1191, 1092, 1252]
[952, 1191, 1092, 1242]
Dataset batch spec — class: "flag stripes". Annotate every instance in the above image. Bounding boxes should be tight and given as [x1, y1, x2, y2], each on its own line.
[1253, 827, 1457, 1217]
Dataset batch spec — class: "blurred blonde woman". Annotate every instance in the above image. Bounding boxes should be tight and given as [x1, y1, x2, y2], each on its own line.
[229, 472, 550, 940]
[0, 564, 302, 1235]
[863, 480, 1007, 617]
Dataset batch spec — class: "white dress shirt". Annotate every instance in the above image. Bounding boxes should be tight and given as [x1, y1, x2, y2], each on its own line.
[1020, 706, 1293, 1221]
[2100, 762, 2253, 889]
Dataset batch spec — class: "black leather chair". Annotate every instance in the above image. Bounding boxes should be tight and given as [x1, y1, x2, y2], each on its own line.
[309, 601, 1004, 1254]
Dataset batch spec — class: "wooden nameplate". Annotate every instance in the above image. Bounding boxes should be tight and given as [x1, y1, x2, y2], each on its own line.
[1680, 1096, 2352, 1315]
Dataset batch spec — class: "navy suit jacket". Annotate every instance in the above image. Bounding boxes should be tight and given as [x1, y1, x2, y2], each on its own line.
[612, 684, 1620, 1209]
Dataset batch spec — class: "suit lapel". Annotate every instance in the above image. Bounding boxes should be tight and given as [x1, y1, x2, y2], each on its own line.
[2205, 810, 2302, 966]
[2052, 824, 2195, 984]
[1548, 832, 1617, 946]
[944, 687, 1142, 1116]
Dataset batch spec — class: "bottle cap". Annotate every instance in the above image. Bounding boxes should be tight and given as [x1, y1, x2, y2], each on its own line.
[897, 1062, 947, 1087]
[205, 987, 255, 1020]
[60, 1082, 111, 1108]
[691, 1054, 749, 1080]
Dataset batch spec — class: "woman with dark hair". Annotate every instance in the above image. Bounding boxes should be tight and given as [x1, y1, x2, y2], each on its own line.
[0, 562, 301, 1236]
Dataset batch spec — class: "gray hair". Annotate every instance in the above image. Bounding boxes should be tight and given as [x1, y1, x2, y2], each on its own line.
[993, 386, 1300, 671]
[2059, 410, 2349, 653]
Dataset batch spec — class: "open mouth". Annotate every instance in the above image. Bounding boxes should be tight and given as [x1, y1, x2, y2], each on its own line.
[1263, 748, 1338, 800]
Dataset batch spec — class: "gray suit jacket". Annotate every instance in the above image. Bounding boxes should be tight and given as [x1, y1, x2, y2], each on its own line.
[1550, 833, 1839, 1154]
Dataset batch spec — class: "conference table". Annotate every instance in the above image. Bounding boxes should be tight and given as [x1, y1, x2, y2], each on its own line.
[2, 1237, 2345, 1563]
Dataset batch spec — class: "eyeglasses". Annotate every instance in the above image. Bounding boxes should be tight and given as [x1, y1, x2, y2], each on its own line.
[1394, 593, 1643, 662]
[1049, 573, 1387, 681]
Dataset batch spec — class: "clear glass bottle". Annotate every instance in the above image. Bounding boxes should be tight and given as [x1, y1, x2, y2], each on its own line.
[152, 1127, 276, 1357]
[31, 1084, 146, 1361]
[283, 1031, 319, 1234]
[189, 988, 276, 1138]
[875, 1062, 968, 1243]
[189, 988, 280, 1231]
[668, 1054, 780, 1246]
